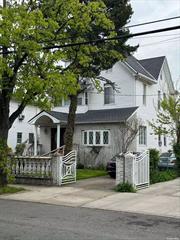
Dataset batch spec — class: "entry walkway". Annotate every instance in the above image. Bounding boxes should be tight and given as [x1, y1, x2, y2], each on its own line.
[0, 177, 179, 219]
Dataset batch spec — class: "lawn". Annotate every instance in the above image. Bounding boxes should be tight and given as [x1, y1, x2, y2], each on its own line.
[77, 169, 107, 180]
[0, 186, 24, 195]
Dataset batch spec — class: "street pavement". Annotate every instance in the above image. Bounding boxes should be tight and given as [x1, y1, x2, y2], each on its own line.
[0, 177, 180, 219]
[0, 199, 179, 240]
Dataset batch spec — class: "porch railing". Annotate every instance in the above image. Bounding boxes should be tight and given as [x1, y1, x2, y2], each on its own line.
[12, 156, 52, 179]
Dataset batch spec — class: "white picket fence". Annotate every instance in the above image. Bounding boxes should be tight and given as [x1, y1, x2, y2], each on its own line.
[133, 150, 149, 189]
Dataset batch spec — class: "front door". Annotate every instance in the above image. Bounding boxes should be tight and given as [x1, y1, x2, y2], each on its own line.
[51, 128, 57, 151]
[51, 127, 66, 150]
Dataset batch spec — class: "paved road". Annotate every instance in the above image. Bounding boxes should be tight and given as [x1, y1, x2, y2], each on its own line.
[0, 199, 179, 240]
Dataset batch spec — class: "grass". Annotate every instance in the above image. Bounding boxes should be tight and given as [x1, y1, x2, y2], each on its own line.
[150, 169, 177, 184]
[77, 169, 107, 180]
[0, 186, 25, 195]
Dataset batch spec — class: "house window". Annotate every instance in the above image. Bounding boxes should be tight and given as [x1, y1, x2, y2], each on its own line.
[143, 84, 146, 105]
[139, 126, 147, 145]
[163, 93, 166, 100]
[158, 134, 162, 147]
[17, 132, 22, 144]
[104, 84, 115, 104]
[164, 135, 167, 146]
[163, 128, 167, 146]
[85, 92, 88, 105]
[158, 90, 161, 110]
[77, 97, 83, 106]
[29, 133, 34, 144]
[82, 130, 110, 146]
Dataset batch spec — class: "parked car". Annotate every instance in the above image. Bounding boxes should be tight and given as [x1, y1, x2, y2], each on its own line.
[106, 152, 141, 178]
[158, 152, 176, 170]
[106, 155, 117, 178]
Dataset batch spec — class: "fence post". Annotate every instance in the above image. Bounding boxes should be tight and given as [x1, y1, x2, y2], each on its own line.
[116, 153, 124, 186]
[125, 153, 135, 186]
[52, 155, 62, 185]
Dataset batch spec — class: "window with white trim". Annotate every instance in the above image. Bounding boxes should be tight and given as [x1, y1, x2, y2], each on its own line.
[139, 126, 147, 145]
[104, 84, 115, 104]
[17, 132, 22, 144]
[82, 130, 110, 146]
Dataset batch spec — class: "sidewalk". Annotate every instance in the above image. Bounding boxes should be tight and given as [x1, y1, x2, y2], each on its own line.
[0, 177, 180, 219]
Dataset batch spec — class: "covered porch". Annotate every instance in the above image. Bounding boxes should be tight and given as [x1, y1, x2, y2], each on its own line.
[29, 111, 67, 156]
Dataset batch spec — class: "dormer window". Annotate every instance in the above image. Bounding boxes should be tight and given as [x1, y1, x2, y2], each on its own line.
[104, 84, 115, 104]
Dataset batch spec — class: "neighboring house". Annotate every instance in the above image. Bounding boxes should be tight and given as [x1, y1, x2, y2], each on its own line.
[13, 55, 175, 166]
[8, 100, 40, 151]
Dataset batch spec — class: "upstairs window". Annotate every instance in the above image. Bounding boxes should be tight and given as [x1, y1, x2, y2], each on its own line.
[139, 126, 147, 145]
[82, 130, 110, 146]
[17, 132, 22, 144]
[85, 92, 88, 105]
[158, 90, 161, 110]
[143, 84, 146, 105]
[29, 133, 34, 144]
[104, 84, 115, 104]
[77, 97, 83, 106]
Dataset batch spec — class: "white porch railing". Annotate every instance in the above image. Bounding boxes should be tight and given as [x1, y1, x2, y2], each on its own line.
[12, 156, 52, 179]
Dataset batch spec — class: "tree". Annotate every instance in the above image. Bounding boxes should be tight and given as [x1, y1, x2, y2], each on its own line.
[118, 118, 141, 154]
[0, 0, 131, 186]
[117, 117, 141, 182]
[150, 95, 180, 175]
[63, 0, 138, 155]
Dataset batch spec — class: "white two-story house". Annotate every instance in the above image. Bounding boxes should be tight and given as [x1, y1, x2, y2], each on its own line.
[9, 55, 175, 166]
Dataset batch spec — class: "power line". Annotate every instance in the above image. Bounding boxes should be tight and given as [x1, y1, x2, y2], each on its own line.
[125, 16, 180, 29]
[0, 25, 180, 55]
[139, 36, 180, 47]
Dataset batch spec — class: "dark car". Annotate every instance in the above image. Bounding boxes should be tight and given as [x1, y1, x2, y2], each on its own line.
[158, 152, 176, 170]
[106, 152, 141, 178]
[106, 155, 117, 178]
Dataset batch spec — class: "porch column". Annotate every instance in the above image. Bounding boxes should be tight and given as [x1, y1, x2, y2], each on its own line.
[34, 125, 38, 156]
[57, 123, 60, 148]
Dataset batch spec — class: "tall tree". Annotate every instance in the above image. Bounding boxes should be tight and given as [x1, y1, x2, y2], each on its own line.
[0, 0, 127, 186]
[63, 0, 137, 155]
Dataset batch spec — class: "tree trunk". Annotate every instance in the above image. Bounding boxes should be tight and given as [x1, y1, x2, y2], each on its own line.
[0, 94, 10, 187]
[64, 94, 78, 155]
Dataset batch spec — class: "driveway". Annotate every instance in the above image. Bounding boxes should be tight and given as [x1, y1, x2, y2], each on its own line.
[0, 177, 180, 218]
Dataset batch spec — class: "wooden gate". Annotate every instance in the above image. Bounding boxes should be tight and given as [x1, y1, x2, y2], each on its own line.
[133, 150, 149, 189]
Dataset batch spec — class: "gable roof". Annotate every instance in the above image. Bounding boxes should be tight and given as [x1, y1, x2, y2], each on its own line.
[125, 55, 156, 81]
[139, 56, 165, 80]
[33, 107, 138, 125]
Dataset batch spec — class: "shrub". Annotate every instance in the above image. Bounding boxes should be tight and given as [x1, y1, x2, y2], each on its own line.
[15, 143, 26, 156]
[77, 162, 84, 169]
[115, 181, 136, 192]
[149, 148, 160, 172]
[150, 170, 177, 184]
[173, 143, 180, 176]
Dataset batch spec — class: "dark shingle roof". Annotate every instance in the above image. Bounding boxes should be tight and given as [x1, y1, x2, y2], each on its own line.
[125, 56, 155, 80]
[49, 107, 138, 124]
[139, 56, 165, 80]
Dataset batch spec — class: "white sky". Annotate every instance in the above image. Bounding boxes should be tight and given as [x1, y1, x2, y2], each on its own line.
[128, 0, 180, 88]
[1, 0, 180, 88]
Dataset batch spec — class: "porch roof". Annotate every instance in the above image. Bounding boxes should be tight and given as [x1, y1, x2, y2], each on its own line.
[56, 107, 138, 124]
[29, 107, 138, 125]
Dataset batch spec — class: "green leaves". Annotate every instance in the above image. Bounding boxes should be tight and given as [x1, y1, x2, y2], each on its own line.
[150, 96, 180, 144]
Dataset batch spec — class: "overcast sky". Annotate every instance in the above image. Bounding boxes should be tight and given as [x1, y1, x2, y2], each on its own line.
[128, 0, 180, 88]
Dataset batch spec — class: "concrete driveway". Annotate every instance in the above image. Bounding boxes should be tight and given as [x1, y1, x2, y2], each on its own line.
[0, 177, 180, 219]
